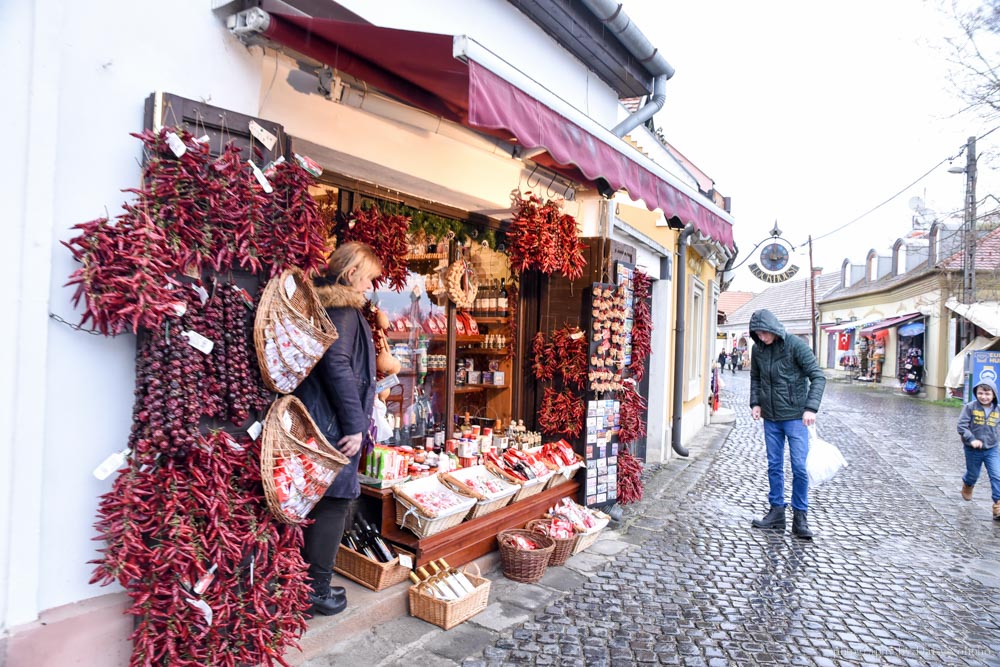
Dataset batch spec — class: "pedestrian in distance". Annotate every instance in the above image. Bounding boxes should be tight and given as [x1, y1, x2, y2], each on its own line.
[717, 349, 728, 370]
[957, 378, 1000, 521]
[748, 309, 827, 539]
[741, 348, 750, 371]
[730, 348, 739, 374]
[295, 241, 382, 616]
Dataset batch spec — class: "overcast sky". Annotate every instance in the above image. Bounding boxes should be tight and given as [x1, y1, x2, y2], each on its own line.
[625, 0, 998, 291]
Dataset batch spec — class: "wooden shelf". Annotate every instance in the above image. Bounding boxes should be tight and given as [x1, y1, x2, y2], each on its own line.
[463, 383, 508, 389]
[386, 331, 445, 342]
[454, 386, 484, 394]
[403, 252, 447, 262]
[457, 348, 511, 356]
[473, 317, 511, 324]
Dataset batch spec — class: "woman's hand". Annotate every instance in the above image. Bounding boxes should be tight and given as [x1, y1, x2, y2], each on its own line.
[338, 432, 363, 456]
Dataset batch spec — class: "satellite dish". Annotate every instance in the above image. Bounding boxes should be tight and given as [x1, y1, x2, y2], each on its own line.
[908, 196, 924, 211]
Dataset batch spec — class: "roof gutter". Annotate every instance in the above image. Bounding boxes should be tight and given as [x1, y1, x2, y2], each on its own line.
[579, 0, 675, 138]
[671, 223, 696, 458]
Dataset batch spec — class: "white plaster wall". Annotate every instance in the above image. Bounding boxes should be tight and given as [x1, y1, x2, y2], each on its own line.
[3, 0, 264, 627]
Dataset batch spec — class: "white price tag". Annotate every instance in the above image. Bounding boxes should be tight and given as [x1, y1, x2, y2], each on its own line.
[165, 131, 187, 158]
[171, 301, 188, 317]
[283, 274, 297, 299]
[183, 330, 215, 355]
[93, 448, 130, 480]
[195, 134, 210, 144]
[184, 597, 213, 627]
[247, 421, 263, 441]
[570, 331, 586, 340]
[248, 120, 278, 151]
[224, 434, 244, 451]
[191, 284, 209, 305]
[248, 160, 273, 193]
[397, 553, 414, 569]
[281, 410, 293, 433]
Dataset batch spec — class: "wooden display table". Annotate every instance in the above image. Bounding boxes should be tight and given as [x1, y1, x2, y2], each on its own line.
[359, 478, 580, 568]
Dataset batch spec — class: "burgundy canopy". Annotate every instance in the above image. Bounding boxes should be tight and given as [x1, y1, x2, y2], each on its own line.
[262, 13, 735, 251]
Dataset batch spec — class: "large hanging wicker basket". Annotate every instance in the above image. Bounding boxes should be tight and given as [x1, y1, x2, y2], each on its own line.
[497, 529, 555, 583]
[254, 268, 338, 394]
[260, 395, 350, 524]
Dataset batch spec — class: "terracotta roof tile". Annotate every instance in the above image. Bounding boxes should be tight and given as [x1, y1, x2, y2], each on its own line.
[938, 225, 1000, 270]
[725, 274, 841, 327]
[718, 291, 756, 318]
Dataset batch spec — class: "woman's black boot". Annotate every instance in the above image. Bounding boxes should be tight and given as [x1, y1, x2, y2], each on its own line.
[751, 505, 785, 530]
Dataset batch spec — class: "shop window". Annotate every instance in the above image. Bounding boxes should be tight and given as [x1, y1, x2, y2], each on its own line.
[686, 278, 705, 399]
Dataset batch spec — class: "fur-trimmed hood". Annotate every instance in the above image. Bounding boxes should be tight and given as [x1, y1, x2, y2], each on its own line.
[315, 283, 367, 310]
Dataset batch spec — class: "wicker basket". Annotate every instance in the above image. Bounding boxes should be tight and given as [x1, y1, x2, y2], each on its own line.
[333, 545, 412, 592]
[484, 462, 549, 503]
[393, 476, 476, 538]
[439, 467, 518, 520]
[570, 511, 611, 555]
[254, 268, 338, 394]
[260, 395, 350, 524]
[526, 519, 575, 566]
[498, 529, 555, 583]
[408, 563, 491, 630]
[548, 455, 584, 489]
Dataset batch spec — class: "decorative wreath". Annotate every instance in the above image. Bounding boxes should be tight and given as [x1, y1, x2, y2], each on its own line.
[445, 260, 479, 309]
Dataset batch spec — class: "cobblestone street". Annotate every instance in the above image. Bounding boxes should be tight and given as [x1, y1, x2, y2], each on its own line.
[460, 372, 1000, 667]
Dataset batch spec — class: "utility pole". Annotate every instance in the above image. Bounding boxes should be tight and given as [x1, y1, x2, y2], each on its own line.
[962, 136, 978, 346]
[808, 235, 817, 357]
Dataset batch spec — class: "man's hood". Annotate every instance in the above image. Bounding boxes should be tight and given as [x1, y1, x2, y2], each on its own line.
[749, 309, 786, 345]
[974, 377, 999, 405]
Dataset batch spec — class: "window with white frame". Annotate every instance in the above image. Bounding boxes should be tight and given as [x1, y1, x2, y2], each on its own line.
[686, 277, 705, 399]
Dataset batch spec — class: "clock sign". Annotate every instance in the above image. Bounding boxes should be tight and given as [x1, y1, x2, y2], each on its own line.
[749, 239, 799, 283]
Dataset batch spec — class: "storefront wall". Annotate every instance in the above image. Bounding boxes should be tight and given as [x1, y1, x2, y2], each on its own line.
[5, 0, 699, 657]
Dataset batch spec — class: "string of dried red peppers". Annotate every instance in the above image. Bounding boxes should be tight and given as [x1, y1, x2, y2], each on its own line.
[507, 192, 586, 280]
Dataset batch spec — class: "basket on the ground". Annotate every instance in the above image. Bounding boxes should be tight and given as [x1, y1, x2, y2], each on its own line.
[393, 475, 476, 538]
[484, 462, 549, 503]
[260, 395, 350, 524]
[254, 268, 338, 394]
[497, 529, 555, 583]
[570, 509, 611, 554]
[334, 545, 412, 592]
[526, 518, 575, 566]
[439, 466, 518, 519]
[408, 563, 491, 630]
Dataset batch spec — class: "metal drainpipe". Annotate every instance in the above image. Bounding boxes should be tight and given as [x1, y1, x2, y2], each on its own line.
[671, 223, 696, 457]
[579, 0, 675, 138]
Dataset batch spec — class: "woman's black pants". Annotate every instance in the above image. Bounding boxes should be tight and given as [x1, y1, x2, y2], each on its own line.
[302, 497, 356, 595]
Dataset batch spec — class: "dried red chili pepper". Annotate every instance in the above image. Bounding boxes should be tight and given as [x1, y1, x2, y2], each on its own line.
[617, 445, 644, 504]
[628, 270, 653, 382]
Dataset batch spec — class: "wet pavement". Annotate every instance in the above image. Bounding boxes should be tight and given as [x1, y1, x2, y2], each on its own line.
[303, 372, 1000, 666]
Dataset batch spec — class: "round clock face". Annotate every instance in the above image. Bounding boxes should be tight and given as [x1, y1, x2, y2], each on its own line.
[760, 243, 790, 272]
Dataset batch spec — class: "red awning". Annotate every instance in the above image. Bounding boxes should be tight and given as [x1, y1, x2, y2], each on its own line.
[259, 13, 734, 251]
[859, 313, 922, 334]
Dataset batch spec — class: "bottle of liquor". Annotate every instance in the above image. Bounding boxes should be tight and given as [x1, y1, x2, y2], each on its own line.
[357, 515, 395, 562]
[417, 566, 456, 600]
[498, 279, 509, 318]
[392, 415, 401, 447]
[438, 558, 477, 595]
[427, 561, 466, 599]
[487, 280, 498, 317]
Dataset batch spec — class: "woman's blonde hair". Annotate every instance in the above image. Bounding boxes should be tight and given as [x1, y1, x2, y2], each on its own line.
[325, 241, 382, 285]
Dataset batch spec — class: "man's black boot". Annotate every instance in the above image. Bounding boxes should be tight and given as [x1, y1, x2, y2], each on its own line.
[751, 505, 785, 530]
[792, 510, 813, 540]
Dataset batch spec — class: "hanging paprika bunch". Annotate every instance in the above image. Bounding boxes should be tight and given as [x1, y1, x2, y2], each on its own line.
[90, 432, 310, 667]
[551, 326, 589, 390]
[617, 445, 644, 504]
[628, 270, 653, 382]
[507, 192, 586, 280]
[257, 159, 331, 277]
[326, 202, 410, 291]
[531, 331, 556, 382]
[618, 380, 648, 446]
[537, 387, 585, 437]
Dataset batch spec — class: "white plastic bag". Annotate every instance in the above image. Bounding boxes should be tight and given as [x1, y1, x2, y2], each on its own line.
[806, 425, 847, 487]
[373, 397, 393, 443]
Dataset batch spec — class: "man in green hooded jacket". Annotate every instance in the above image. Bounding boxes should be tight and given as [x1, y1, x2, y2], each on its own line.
[748, 308, 826, 538]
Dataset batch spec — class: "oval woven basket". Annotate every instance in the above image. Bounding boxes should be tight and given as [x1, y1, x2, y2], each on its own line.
[525, 519, 575, 567]
[497, 529, 555, 583]
[254, 268, 338, 394]
[260, 395, 350, 524]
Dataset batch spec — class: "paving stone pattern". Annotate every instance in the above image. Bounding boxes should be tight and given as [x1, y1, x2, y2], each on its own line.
[462, 374, 1000, 667]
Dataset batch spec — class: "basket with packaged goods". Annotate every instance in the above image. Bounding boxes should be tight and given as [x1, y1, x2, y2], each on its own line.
[439, 465, 518, 519]
[525, 516, 576, 566]
[532, 439, 585, 489]
[497, 529, 555, 583]
[547, 497, 611, 554]
[483, 449, 553, 502]
[260, 395, 350, 524]
[408, 560, 491, 629]
[393, 474, 476, 538]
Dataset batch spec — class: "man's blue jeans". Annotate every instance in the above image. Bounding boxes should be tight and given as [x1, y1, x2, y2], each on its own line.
[962, 445, 1000, 502]
[763, 419, 810, 511]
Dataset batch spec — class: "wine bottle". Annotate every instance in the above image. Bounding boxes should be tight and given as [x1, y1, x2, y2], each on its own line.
[358, 515, 394, 563]
[498, 280, 509, 318]
[417, 566, 456, 600]
[438, 558, 477, 595]
[487, 280, 498, 316]
[428, 562, 466, 599]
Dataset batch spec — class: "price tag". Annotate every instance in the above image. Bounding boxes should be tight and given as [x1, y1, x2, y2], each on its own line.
[375, 374, 400, 393]
[191, 284, 209, 305]
[171, 301, 188, 317]
[570, 331, 586, 340]
[247, 421, 263, 441]
[248, 120, 278, 151]
[248, 160, 273, 194]
[232, 285, 255, 308]
[195, 135, 210, 144]
[224, 434, 244, 451]
[93, 448, 130, 480]
[294, 153, 323, 177]
[183, 330, 215, 355]
[397, 553, 414, 569]
[184, 597, 213, 627]
[282, 410, 293, 433]
[283, 274, 297, 299]
[165, 131, 187, 158]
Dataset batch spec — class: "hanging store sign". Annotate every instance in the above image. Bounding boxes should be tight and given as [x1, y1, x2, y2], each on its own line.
[747, 222, 799, 284]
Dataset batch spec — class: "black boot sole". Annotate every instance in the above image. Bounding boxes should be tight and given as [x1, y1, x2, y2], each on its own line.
[792, 532, 813, 540]
[751, 522, 785, 530]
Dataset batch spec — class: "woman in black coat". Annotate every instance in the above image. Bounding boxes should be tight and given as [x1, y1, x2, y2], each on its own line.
[294, 241, 381, 616]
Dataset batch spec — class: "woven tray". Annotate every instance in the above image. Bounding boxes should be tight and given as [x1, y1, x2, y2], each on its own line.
[526, 519, 575, 566]
[439, 468, 518, 519]
[485, 462, 550, 503]
[393, 476, 476, 538]
[260, 395, 350, 525]
[333, 545, 412, 592]
[498, 529, 555, 583]
[408, 564, 490, 630]
[571, 511, 611, 555]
